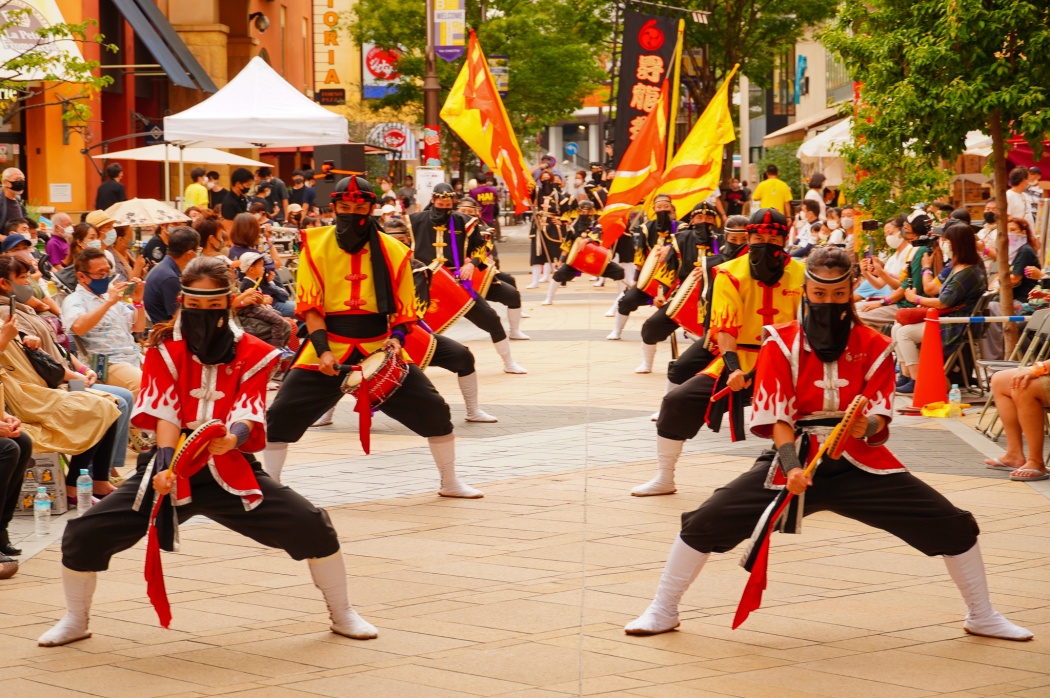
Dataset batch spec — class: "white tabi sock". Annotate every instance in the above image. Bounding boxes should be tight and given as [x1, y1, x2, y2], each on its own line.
[262, 442, 289, 484]
[625, 536, 707, 635]
[428, 433, 483, 498]
[38, 567, 96, 647]
[636, 342, 658, 373]
[459, 373, 498, 422]
[494, 338, 527, 374]
[944, 541, 1033, 641]
[631, 436, 682, 496]
[308, 551, 378, 639]
[507, 307, 530, 339]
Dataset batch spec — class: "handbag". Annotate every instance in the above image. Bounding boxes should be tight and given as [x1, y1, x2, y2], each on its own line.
[894, 307, 928, 326]
[19, 340, 66, 389]
[40, 315, 70, 353]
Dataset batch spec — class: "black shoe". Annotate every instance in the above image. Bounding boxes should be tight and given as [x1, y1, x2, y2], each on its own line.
[0, 531, 21, 557]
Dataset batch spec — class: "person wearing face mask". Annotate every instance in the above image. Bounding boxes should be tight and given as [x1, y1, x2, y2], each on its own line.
[220, 167, 255, 225]
[542, 200, 627, 306]
[981, 217, 1039, 361]
[455, 198, 528, 339]
[409, 183, 527, 373]
[0, 168, 27, 239]
[527, 170, 564, 287]
[84, 210, 121, 270]
[288, 169, 317, 217]
[1, 234, 62, 317]
[40, 255, 380, 648]
[61, 248, 146, 399]
[633, 201, 723, 375]
[625, 246, 1031, 642]
[630, 208, 804, 497]
[46, 212, 73, 270]
[606, 194, 681, 340]
[263, 176, 484, 499]
[54, 223, 103, 292]
[856, 217, 911, 325]
[892, 224, 987, 394]
[143, 227, 203, 324]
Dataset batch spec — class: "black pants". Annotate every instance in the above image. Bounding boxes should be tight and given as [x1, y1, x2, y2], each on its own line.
[530, 227, 562, 265]
[640, 305, 678, 345]
[618, 286, 654, 316]
[267, 363, 453, 444]
[65, 422, 119, 486]
[62, 466, 339, 572]
[680, 453, 979, 557]
[0, 433, 33, 533]
[484, 273, 522, 310]
[657, 372, 748, 441]
[614, 235, 635, 263]
[431, 333, 475, 377]
[552, 260, 625, 284]
[464, 294, 507, 343]
[668, 342, 716, 386]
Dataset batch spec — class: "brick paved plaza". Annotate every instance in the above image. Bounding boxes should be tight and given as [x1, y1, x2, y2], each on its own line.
[3, 228, 1050, 697]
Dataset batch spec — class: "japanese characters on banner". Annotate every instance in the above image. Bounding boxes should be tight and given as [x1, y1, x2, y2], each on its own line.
[434, 0, 466, 62]
[362, 43, 402, 99]
[612, 11, 679, 169]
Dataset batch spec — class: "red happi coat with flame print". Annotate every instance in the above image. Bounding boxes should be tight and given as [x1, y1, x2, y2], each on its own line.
[749, 321, 904, 489]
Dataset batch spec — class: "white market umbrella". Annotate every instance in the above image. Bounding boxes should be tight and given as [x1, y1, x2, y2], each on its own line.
[104, 198, 190, 227]
[92, 144, 269, 167]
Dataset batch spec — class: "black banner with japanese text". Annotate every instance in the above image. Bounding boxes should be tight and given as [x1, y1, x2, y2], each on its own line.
[612, 11, 679, 169]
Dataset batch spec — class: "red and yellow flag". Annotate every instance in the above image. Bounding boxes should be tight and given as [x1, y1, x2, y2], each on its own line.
[646, 64, 739, 217]
[441, 31, 534, 214]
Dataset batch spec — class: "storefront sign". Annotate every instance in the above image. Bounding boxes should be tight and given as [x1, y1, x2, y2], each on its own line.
[487, 54, 508, 98]
[434, 0, 465, 63]
[49, 183, 71, 203]
[313, 0, 353, 95]
[362, 43, 401, 99]
[0, 0, 83, 82]
[366, 122, 418, 160]
[612, 11, 678, 168]
[316, 89, 346, 105]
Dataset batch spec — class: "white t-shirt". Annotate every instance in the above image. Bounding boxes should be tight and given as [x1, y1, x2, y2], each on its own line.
[882, 245, 909, 278]
[1006, 188, 1034, 226]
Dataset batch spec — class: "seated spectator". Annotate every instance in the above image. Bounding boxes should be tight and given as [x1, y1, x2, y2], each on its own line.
[0, 308, 122, 504]
[301, 216, 320, 229]
[4, 218, 28, 239]
[856, 213, 938, 329]
[988, 364, 1050, 481]
[25, 217, 46, 246]
[237, 249, 292, 315]
[249, 200, 276, 230]
[46, 213, 73, 270]
[252, 182, 274, 214]
[143, 226, 201, 324]
[61, 248, 145, 399]
[891, 224, 987, 393]
[229, 211, 283, 272]
[2, 234, 61, 316]
[0, 399, 31, 562]
[0, 255, 134, 482]
[983, 217, 1041, 359]
[185, 206, 204, 224]
[286, 203, 304, 228]
[108, 222, 144, 283]
[55, 222, 101, 292]
[140, 224, 170, 271]
[235, 252, 291, 349]
[196, 213, 230, 262]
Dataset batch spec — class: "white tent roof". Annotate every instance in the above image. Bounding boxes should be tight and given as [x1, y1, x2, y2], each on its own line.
[797, 119, 853, 160]
[91, 144, 268, 167]
[162, 57, 348, 148]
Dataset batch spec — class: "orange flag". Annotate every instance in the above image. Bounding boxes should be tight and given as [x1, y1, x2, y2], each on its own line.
[597, 79, 671, 249]
[441, 31, 535, 214]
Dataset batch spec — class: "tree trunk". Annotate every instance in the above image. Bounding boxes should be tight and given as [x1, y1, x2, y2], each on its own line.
[990, 109, 1017, 355]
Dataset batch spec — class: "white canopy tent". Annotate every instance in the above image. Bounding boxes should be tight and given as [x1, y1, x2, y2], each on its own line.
[91, 144, 269, 168]
[797, 118, 853, 186]
[161, 56, 349, 203]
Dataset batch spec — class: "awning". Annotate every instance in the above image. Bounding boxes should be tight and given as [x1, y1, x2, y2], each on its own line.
[762, 105, 845, 148]
[257, 144, 395, 156]
[92, 144, 269, 168]
[0, 0, 85, 82]
[110, 0, 217, 93]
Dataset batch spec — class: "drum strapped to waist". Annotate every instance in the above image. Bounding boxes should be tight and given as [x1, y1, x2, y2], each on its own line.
[463, 259, 497, 296]
[402, 324, 437, 369]
[566, 237, 612, 277]
[666, 271, 705, 336]
[423, 264, 475, 333]
[637, 245, 679, 297]
[338, 349, 409, 408]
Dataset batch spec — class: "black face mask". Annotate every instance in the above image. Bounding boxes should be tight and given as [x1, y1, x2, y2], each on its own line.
[692, 222, 713, 246]
[8, 180, 25, 192]
[335, 213, 373, 254]
[802, 298, 853, 362]
[430, 206, 452, 226]
[984, 212, 996, 224]
[540, 180, 553, 195]
[656, 211, 673, 230]
[748, 243, 786, 285]
[181, 307, 236, 365]
[722, 240, 746, 259]
[577, 215, 592, 228]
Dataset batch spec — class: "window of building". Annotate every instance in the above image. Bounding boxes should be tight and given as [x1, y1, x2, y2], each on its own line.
[825, 49, 852, 106]
[772, 47, 796, 117]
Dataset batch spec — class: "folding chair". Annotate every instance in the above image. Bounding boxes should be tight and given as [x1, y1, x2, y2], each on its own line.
[975, 308, 1050, 439]
[943, 292, 995, 396]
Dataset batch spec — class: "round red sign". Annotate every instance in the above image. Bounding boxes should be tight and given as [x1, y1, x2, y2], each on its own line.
[365, 46, 401, 81]
[638, 19, 665, 52]
[383, 128, 407, 149]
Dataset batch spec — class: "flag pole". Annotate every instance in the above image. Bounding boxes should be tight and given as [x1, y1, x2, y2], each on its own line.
[665, 20, 685, 166]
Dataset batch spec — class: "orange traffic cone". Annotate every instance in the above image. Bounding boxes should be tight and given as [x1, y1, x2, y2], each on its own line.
[910, 308, 948, 409]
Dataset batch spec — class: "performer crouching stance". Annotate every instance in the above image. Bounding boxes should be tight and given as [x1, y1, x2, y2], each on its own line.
[38, 257, 377, 647]
[625, 247, 1032, 641]
[263, 177, 481, 498]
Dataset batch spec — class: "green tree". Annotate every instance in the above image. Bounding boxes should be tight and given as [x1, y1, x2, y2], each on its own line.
[0, 6, 115, 134]
[835, 138, 951, 224]
[670, 0, 838, 177]
[756, 144, 802, 199]
[346, 0, 606, 174]
[824, 0, 1050, 349]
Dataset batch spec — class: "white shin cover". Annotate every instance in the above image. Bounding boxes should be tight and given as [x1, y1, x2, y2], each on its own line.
[38, 567, 96, 646]
[625, 536, 707, 635]
[631, 436, 683, 496]
[458, 373, 498, 422]
[428, 433, 483, 498]
[944, 541, 1033, 640]
[308, 551, 378, 639]
[262, 442, 289, 484]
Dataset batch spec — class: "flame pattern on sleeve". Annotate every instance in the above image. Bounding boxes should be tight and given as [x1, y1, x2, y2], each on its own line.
[750, 378, 797, 440]
[133, 370, 180, 430]
[229, 392, 265, 430]
[708, 269, 743, 338]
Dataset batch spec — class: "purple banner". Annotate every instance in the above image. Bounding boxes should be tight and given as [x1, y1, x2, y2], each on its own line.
[434, 0, 465, 63]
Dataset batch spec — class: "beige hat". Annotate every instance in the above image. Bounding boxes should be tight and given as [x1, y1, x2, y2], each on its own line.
[380, 204, 396, 215]
[287, 203, 303, 214]
[85, 210, 116, 229]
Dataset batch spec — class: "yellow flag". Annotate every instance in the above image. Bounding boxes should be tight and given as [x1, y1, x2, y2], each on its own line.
[648, 64, 739, 216]
[441, 31, 534, 214]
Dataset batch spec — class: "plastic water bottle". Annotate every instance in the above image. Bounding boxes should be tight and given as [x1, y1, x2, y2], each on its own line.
[948, 384, 962, 418]
[34, 486, 51, 536]
[76, 469, 92, 516]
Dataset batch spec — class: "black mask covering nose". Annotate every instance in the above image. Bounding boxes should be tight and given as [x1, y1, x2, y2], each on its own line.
[656, 210, 673, 230]
[430, 205, 451, 226]
[181, 307, 236, 365]
[748, 243, 786, 285]
[335, 213, 373, 254]
[802, 298, 853, 362]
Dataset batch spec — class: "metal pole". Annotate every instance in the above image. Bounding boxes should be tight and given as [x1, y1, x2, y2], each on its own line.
[423, 0, 441, 165]
[739, 74, 750, 181]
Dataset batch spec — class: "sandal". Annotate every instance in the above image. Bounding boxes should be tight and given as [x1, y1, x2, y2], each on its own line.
[1010, 468, 1049, 482]
[985, 458, 1018, 470]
